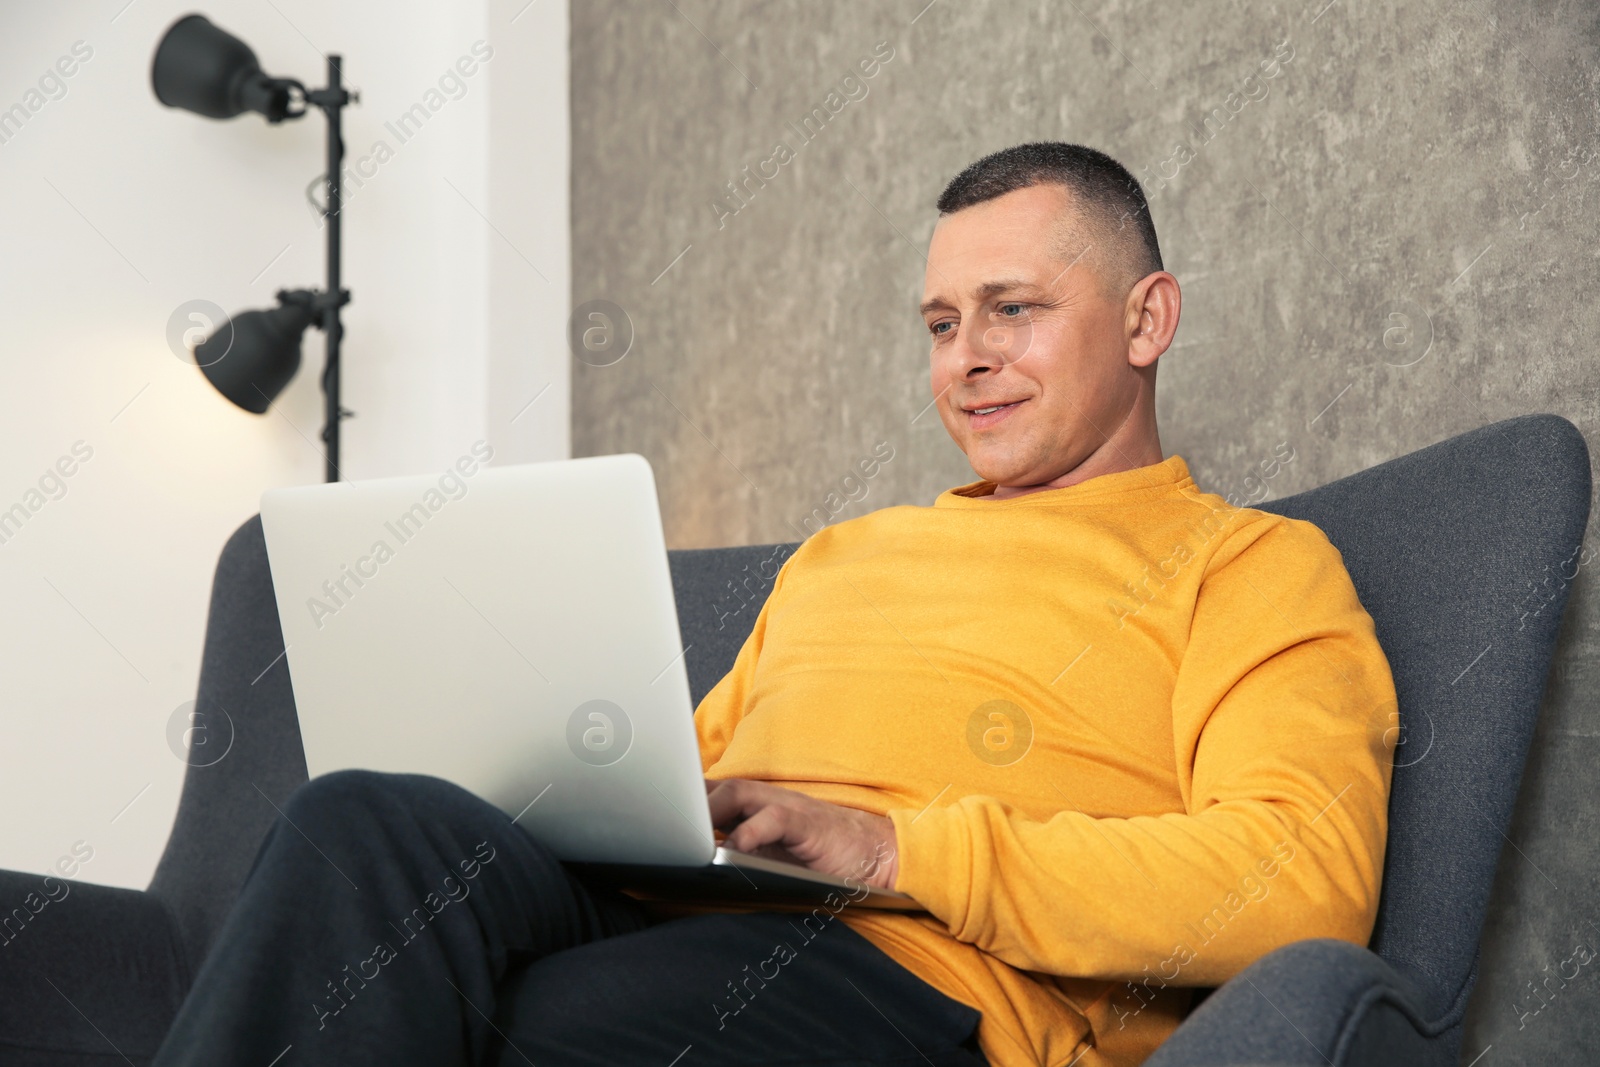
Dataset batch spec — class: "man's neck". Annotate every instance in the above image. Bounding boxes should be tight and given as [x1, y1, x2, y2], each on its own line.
[987, 438, 1165, 501]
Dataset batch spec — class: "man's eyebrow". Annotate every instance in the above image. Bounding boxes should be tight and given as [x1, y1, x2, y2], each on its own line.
[919, 279, 1049, 316]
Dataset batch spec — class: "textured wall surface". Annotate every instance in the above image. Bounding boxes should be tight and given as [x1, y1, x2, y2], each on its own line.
[571, 1, 1599, 1059]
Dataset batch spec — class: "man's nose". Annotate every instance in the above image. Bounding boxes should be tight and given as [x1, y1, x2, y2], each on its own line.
[948, 313, 1031, 376]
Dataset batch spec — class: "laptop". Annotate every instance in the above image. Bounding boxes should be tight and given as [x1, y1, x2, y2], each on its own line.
[259, 452, 920, 912]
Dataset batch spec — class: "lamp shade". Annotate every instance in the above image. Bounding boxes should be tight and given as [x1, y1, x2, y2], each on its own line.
[151, 14, 295, 122]
[196, 300, 317, 413]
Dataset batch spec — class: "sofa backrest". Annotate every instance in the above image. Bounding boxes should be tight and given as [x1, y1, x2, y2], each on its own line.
[146, 514, 308, 973]
[1253, 414, 1588, 1022]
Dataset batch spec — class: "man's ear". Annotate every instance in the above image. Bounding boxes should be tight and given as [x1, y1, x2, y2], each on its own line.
[1125, 271, 1181, 369]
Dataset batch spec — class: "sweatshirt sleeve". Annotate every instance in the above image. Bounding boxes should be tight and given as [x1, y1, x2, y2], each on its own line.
[886, 517, 1398, 985]
[693, 551, 797, 774]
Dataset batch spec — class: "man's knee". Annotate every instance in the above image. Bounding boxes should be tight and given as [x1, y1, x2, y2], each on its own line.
[281, 769, 510, 850]
[280, 769, 434, 841]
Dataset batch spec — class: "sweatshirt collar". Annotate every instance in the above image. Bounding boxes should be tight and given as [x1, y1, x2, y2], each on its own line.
[934, 454, 1195, 509]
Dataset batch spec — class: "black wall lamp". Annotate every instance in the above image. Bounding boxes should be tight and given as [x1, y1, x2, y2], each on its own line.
[151, 13, 357, 481]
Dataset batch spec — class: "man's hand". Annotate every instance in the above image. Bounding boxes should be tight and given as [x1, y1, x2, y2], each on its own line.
[705, 778, 900, 891]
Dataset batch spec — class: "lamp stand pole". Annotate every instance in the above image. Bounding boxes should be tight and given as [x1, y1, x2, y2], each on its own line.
[310, 54, 354, 482]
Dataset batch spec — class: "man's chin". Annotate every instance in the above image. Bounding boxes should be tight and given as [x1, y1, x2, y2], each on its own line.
[968, 449, 1070, 493]
[967, 457, 1030, 488]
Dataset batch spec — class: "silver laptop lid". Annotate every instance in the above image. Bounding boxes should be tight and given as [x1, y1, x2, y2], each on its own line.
[259, 452, 716, 866]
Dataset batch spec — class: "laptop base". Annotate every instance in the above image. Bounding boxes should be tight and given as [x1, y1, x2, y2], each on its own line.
[566, 846, 926, 912]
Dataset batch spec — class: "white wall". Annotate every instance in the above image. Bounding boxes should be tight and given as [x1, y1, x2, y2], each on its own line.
[488, 0, 570, 464]
[0, 0, 569, 890]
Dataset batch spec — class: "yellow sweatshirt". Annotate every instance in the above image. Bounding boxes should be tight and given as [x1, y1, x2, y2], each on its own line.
[689, 454, 1397, 1067]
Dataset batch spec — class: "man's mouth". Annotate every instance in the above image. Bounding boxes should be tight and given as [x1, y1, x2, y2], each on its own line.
[961, 399, 1025, 428]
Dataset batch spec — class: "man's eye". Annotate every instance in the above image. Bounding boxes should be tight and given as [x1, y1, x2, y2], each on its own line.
[930, 321, 954, 336]
[998, 303, 1025, 317]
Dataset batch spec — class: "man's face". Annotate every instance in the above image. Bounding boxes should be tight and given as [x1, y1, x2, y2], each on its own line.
[921, 184, 1146, 490]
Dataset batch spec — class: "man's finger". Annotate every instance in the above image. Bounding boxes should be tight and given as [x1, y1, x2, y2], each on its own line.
[706, 779, 776, 828]
[722, 803, 792, 855]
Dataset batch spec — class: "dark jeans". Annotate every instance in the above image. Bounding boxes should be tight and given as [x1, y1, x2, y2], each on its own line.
[151, 769, 987, 1066]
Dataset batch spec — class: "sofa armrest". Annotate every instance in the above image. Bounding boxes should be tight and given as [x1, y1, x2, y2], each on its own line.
[1146, 939, 1459, 1067]
[0, 870, 188, 1066]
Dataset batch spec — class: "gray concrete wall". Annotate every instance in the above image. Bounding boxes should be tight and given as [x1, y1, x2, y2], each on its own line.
[571, 2, 1599, 1058]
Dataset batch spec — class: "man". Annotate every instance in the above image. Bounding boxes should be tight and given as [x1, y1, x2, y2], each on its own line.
[152, 143, 1396, 1067]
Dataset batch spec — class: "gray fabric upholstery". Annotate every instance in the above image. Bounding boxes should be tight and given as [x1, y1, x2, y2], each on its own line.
[0, 414, 1586, 1066]
[146, 517, 309, 979]
[0, 873, 187, 1064]
[1254, 415, 1590, 1017]
[1145, 939, 1443, 1066]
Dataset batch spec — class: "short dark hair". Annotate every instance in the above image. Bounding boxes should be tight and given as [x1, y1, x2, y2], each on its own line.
[936, 142, 1163, 296]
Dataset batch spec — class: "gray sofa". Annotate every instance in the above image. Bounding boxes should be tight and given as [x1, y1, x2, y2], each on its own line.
[0, 413, 1589, 1065]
